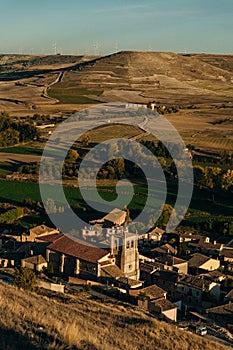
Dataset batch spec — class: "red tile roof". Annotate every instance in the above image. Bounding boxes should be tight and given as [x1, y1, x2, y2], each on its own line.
[47, 235, 109, 263]
[130, 284, 166, 299]
[154, 298, 177, 311]
[188, 253, 210, 268]
[101, 265, 123, 278]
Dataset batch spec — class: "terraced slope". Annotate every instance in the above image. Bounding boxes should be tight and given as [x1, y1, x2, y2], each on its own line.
[50, 51, 233, 104]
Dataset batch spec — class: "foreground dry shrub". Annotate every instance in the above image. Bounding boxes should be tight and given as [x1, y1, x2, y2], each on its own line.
[0, 282, 231, 350]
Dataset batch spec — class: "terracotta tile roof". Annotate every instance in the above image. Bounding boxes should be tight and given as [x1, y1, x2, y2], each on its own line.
[36, 233, 64, 243]
[153, 270, 179, 282]
[189, 241, 222, 250]
[101, 265, 123, 279]
[48, 235, 109, 263]
[179, 275, 213, 290]
[117, 277, 142, 287]
[200, 270, 226, 282]
[22, 255, 47, 265]
[221, 249, 233, 259]
[151, 244, 176, 255]
[156, 255, 187, 266]
[207, 302, 233, 316]
[136, 284, 166, 300]
[188, 253, 210, 268]
[154, 298, 177, 311]
[140, 262, 162, 274]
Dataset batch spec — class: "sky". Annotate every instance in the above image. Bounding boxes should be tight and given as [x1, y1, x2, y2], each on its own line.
[1, 0, 233, 55]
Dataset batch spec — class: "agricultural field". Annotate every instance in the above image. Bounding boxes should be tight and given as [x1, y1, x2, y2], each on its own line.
[48, 87, 103, 104]
[0, 52, 233, 233]
[0, 179, 232, 230]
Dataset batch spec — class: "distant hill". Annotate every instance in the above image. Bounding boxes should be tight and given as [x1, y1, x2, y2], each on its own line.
[48, 51, 233, 105]
[0, 51, 233, 131]
[0, 54, 97, 71]
[0, 282, 231, 350]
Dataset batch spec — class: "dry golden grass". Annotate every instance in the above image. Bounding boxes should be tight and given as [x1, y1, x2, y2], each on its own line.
[0, 282, 231, 350]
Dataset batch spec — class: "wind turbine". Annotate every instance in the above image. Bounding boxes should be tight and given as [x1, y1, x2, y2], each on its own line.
[53, 43, 57, 55]
[115, 41, 119, 53]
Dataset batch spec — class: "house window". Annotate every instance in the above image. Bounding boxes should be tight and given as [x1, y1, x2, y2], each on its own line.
[129, 264, 132, 270]
[126, 241, 130, 249]
[131, 241, 134, 248]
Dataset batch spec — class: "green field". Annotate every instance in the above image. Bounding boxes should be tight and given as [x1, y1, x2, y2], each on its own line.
[48, 87, 103, 104]
[0, 179, 232, 218]
[0, 145, 43, 156]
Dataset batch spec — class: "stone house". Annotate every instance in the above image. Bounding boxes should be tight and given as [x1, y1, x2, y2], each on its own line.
[21, 255, 47, 272]
[180, 234, 223, 256]
[206, 302, 233, 329]
[27, 225, 59, 242]
[155, 255, 188, 275]
[175, 275, 220, 308]
[148, 227, 165, 243]
[220, 248, 233, 264]
[90, 208, 126, 227]
[188, 253, 220, 274]
[130, 284, 177, 322]
[146, 270, 179, 299]
[81, 226, 102, 241]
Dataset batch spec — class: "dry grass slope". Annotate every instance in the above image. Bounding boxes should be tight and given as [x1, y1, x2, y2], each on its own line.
[0, 282, 231, 350]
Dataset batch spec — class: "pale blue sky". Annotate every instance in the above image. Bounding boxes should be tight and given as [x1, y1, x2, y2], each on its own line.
[1, 0, 232, 54]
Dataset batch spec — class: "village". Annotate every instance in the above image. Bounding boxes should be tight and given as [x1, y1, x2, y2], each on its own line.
[0, 206, 233, 344]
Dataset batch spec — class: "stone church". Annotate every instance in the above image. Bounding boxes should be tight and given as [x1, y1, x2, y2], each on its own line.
[45, 226, 140, 282]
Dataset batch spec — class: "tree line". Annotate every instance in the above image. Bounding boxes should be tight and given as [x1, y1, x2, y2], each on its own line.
[0, 112, 39, 147]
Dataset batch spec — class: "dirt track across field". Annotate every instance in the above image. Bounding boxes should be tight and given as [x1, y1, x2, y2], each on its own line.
[0, 153, 41, 163]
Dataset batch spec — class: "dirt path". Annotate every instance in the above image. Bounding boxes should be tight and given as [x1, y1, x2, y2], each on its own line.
[0, 153, 41, 163]
[41, 71, 64, 103]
